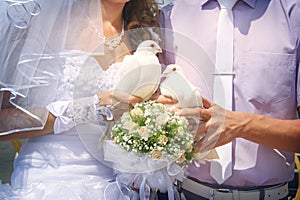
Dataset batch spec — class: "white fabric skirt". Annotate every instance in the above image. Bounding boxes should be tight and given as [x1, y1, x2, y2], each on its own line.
[0, 131, 116, 200]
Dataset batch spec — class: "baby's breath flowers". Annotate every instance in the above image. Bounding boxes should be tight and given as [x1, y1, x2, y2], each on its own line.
[111, 101, 195, 167]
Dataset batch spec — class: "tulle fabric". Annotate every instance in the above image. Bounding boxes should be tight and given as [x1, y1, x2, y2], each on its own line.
[0, 0, 105, 135]
[0, 133, 116, 200]
[103, 140, 184, 200]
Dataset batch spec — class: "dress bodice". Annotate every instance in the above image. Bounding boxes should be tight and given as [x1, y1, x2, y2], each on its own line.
[55, 52, 121, 101]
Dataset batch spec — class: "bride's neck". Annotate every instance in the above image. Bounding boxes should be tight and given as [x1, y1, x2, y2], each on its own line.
[100, 1, 125, 37]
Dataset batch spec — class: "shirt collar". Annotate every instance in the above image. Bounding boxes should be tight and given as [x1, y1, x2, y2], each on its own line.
[199, 0, 256, 8]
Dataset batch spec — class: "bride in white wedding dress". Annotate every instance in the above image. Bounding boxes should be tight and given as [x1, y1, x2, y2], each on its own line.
[0, 0, 160, 199]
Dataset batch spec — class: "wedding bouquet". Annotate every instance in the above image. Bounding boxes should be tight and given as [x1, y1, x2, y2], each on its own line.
[112, 100, 194, 167]
[103, 101, 196, 200]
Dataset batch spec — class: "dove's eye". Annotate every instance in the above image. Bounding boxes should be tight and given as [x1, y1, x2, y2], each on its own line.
[172, 68, 176, 71]
[150, 44, 155, 48]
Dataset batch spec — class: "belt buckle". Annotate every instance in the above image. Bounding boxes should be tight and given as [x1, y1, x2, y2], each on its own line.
[217, 188, 231, 193]
[209, 188, 232, 200]
[214, 188, 233, 200]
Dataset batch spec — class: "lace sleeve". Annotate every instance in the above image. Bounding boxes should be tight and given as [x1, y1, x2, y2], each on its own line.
[46, 95, 99, 134]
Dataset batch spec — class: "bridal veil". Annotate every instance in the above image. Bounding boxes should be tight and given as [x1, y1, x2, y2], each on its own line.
[0, 0, 105, 135]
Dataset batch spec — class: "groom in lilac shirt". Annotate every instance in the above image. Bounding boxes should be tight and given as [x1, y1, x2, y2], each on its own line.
[159, 0, 299, 199]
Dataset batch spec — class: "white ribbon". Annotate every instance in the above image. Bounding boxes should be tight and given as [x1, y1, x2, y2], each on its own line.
[46, 100, 75, 134]
[103, 140, 185, 199]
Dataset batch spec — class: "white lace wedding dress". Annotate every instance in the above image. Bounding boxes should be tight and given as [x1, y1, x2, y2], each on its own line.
[0, 52, 122, 200]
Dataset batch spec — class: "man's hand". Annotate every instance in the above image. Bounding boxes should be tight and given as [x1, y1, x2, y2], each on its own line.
[175, 98, 241, 153]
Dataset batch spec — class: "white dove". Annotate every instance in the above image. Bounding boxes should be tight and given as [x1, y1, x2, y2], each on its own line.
[114, 40, 162, 101]
[160, 64, 219, 163]
[160, 64, 219, 162]
[160, 64, 203, 109]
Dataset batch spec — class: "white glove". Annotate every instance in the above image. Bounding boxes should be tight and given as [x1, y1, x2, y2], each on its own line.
[46, 95, 99, 134]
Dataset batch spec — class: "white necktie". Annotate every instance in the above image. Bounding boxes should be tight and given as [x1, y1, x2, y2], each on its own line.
[211, 0, 237, 184]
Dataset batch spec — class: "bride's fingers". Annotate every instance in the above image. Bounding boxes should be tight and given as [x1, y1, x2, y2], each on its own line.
[128, 95, 142, 105]
[111, 90, 135, 104]
[110, 90, 142, 106]
[156, 95, 178, 104]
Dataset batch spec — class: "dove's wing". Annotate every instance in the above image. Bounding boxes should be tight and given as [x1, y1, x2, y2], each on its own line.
[160, 69, 203, 108]
[160, 72, 179, 98]
[114, 55, 141, 95]
[132, 55, 161, 100]
[115, 40, 162, 101]
[116, 54, 161, 100]
[160, 72, 186, 108]
[160, 82, 177, 99]
[175, 73, 197, 108]
[119, 54, 140, 77]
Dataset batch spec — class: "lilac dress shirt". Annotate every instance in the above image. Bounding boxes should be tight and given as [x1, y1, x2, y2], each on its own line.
[160, 0, 300, 187]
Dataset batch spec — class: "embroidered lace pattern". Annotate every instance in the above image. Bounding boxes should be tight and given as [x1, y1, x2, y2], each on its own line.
[54, 52, 121, 124]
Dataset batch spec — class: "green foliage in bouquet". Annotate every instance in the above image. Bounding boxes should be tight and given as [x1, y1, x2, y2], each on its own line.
[111, 101, 195, 167]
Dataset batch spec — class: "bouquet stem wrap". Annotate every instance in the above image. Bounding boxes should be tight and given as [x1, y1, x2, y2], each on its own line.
[103, 140, 184, 200]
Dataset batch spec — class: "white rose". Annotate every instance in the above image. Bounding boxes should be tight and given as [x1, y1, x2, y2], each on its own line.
[130, 107, 143, 117]
[124, 120, 136, 132]
[156, 114, 169, 126]
[177, 154, 186, 164]
[151, 149, 163, 160]
[159, 135, 168, 145]
[139, 126, 149, 140]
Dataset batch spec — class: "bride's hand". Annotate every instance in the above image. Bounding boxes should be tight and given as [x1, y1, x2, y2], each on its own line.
[155, 95, 178, 105]
[97, 90, 142, 120]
